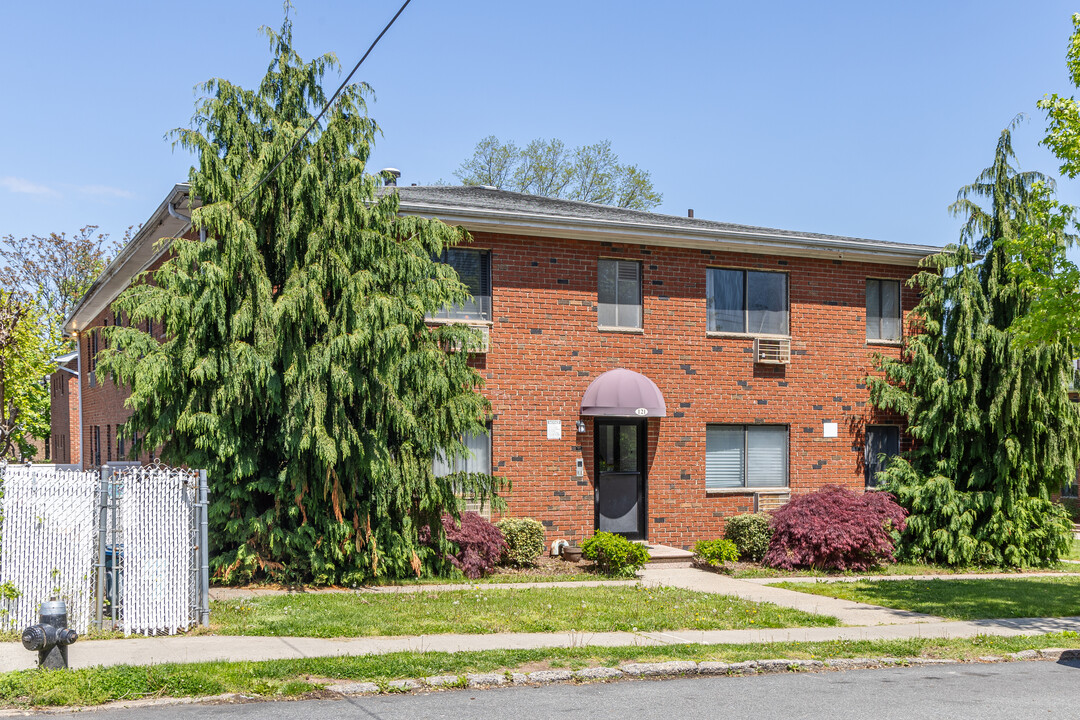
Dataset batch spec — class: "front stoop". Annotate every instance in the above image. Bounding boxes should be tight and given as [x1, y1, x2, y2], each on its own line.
[638, 542, 694, 565]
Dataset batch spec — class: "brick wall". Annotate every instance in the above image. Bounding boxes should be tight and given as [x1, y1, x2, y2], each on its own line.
[466, 231, 916, 548]
[71, 227, 917, 549]
[48, 358, 79, 464]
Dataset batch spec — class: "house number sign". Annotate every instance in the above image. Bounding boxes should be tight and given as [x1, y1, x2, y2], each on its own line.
[635, 408, 649, 416]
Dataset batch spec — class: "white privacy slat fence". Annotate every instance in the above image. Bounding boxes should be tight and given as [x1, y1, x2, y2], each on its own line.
[0, 465, 98, 634]
[0, 462, 209, 637]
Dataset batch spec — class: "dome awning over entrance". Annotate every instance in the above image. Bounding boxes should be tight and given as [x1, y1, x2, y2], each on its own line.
[580, 368, 668, 417]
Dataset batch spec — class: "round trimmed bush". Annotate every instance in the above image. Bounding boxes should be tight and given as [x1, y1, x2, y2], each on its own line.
[724, 513, 774, 562]
[495, 517, 545, 566]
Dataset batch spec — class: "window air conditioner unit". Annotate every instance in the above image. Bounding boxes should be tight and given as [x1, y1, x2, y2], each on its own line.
[471, 325, 490, 354]
[754, 338, 790, 365]
[446, 325, 490, 354]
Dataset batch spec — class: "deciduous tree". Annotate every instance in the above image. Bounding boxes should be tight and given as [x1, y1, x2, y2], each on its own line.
[455, 136, 663, 210]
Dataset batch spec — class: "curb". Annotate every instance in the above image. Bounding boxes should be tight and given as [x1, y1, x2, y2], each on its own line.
[4, 649, 1078, 715]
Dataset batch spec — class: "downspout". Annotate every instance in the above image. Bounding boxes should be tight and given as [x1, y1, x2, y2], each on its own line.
[167, 202, 206, 242]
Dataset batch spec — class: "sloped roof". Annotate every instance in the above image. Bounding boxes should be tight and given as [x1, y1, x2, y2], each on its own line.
[391, 185, 943, 264]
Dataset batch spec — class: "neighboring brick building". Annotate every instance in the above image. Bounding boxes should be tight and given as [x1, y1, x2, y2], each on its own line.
[48, 351, 79, 465]
[61, 182, 941, 548]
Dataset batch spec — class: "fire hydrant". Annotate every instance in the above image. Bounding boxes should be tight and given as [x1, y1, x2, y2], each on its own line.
[21, 600, 78, 669]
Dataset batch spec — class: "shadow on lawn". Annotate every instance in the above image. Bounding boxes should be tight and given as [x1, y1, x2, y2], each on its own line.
[856, 578, 1080, 620]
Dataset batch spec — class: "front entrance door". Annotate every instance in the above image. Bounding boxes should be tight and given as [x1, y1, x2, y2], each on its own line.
[594, 419, 647, 540]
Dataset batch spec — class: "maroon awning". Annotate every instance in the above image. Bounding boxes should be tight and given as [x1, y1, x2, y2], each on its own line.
[580, 368, 668, 417]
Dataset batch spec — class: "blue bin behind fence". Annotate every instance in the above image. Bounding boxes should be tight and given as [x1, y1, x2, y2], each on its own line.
[105, 545, 123, 612]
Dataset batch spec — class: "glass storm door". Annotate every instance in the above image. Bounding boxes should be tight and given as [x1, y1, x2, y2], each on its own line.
[594, 419, 646, 540]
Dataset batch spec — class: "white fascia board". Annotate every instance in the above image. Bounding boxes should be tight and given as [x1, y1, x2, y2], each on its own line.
[397, 203, 942, 266]
[63, 184, 193, 334]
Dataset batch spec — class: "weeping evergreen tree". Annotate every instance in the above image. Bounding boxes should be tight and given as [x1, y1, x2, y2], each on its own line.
[97, 17, 499, 584]
[869, 120, 1079, 567]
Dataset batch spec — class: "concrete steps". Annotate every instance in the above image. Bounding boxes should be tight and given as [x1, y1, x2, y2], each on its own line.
[639, 542, 694, 565]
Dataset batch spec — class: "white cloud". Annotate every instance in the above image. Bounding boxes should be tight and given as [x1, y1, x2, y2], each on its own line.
[0, 176, 59, 196]
[78, 184, 135, 200]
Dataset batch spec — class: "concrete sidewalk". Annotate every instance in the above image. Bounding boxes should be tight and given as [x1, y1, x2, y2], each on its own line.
[2, 617, 1078, 673]
[4, 565, 1077, 673]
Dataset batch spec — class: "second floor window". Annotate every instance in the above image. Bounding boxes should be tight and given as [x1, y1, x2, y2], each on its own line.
[433, 249, 491, 322]
[866, 278, 901, 341]
[598, 259, 642, 329]
[707, 268, 789, 335]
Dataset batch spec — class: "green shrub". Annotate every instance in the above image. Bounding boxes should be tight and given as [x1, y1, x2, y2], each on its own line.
[495, 517, 545, 566]
[580, 532, 650, 577]
[724, 513, 774, 562]
[693, 539, 739, 567]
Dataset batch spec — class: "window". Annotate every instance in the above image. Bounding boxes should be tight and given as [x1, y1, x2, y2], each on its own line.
[1064, 469, 1079, 499]
[705, 425, 788, 489]
[866, 279, 901, 341]
[433, 430, 492, 477]
[598, 259, 642, 329]
[865, 425, 900, 488]
[433, 248, 491, 322]
[707, 269, 788, 335]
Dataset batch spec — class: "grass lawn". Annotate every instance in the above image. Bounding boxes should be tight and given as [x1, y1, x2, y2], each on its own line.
[3, 632, 1078, 708]
[1065, 539, 1080, 562]
[210, 585, 836, 637]
[771, 576, 1080, 620]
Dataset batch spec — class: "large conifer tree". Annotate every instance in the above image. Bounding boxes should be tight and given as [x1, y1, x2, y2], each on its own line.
[98, 17, 497, 584]
[869, 122, 1079, 567]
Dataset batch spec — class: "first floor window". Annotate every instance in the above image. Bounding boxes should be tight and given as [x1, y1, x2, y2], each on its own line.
[598, 259, 642, 329]
[705, 425, 788, 489]
[866, 278, 901, 341]
[432, 248, 492, 322]
[707, 268, 789, 335]
[865, 425, 900, 488]
[433, 429, 492, 477]
[1063, 469, 1079, 499]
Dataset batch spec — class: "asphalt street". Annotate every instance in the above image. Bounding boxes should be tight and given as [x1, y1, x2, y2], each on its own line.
[76, 659, 1080, 719]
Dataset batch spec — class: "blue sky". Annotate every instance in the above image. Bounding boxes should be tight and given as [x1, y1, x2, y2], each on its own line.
[1, 1, 1078, 249]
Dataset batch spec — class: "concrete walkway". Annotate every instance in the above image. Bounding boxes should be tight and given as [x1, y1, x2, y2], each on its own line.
[4, 565, 1078, 673]
[639, 565, 942, 625]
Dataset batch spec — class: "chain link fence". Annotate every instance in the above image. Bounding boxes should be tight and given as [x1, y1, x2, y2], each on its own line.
[0, 462, 209, 636]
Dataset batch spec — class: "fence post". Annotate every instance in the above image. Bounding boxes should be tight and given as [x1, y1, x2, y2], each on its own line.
[198, 469, 210, 627]
[94, 466, 108, 631]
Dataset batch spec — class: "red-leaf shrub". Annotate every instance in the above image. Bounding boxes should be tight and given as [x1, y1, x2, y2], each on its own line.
[422, 512, 507, 579]
[762, 486, 907, 571]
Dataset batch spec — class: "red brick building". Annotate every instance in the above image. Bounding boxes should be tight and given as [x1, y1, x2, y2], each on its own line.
[48, 351, 79, 465]
[62, 183, 941, 548]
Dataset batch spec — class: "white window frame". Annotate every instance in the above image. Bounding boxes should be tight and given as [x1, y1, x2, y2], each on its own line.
[706, 267, 790, 337]
[864, 424, 901, 489]
[597, 258, 643, 330]
[866, 278, 902, 342]
[432, 248, 492, 323]
[705, 424, 789, 490]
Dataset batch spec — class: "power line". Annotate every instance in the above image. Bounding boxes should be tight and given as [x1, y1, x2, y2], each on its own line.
[237, 0, 414, 207]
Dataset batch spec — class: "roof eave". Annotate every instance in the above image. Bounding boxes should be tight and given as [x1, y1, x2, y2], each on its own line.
[63, 183, 193, 334]
[396, 201, 941, 265]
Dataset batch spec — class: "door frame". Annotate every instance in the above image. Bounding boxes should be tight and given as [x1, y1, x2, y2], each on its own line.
[593, 417, 648, 540]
